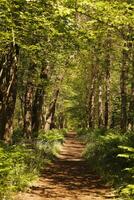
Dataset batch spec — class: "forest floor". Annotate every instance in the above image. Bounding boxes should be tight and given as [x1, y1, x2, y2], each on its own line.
[16, 132, 117, 200]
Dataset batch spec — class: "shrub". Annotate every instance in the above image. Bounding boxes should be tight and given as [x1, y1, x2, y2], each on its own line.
[0, 143, 37, 199]
[36, 129, 66, 158]
[77, 128, 106, 142]
[82, 129, 134, 188]
[0, 129, 66, 199]
[118, 146, 134, 198]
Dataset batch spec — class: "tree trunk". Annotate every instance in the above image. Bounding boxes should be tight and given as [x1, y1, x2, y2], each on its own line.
[58, 112, 65, 129]
[45, 89, 60, 130]
[120, 45, 129, 132]
[88, 72, 96, 128]
[0, 43, 19, 142]
[32, 86, 44, 133]
[128, 81, 134, 130]
[128, 46, 134, 130]
[98, 78, 104, 128]
[104, 55, 111, 129]
[32, 66, 49, 133]
[23, 82, 34, 139]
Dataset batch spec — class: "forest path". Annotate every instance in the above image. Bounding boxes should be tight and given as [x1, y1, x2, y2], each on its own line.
[17, 132, 116, 200]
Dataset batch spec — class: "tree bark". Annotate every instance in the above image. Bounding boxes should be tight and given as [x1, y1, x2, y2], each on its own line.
[58, 112, 65, 129]
[32, 65, 50, 133]
[98, 83, 104, 128]
[128, 45, 134, 130]
[97, 68, 104, 128]
[120, 44, 129, 132]
[0, 43, 19, 142]
[88, 70, 96, 128]
[32, 86, 44, 132]
[45, 88, 60, 130]
[128, 80, 134, 130]
[104, 54, 111, 129]
[23, 82, 34, 139]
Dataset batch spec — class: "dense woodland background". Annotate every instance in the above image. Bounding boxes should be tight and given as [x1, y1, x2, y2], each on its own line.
[0, 0, 134, 199]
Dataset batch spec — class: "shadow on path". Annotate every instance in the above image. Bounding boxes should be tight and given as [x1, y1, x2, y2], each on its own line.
[17, 132, 116, 200]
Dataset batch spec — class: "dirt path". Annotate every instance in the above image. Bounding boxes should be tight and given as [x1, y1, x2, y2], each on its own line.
[17, 132, 116, 200]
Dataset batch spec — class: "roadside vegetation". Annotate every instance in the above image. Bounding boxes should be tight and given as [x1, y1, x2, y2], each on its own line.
[78, 128, 134, 199]
[0, 129, 66, 200]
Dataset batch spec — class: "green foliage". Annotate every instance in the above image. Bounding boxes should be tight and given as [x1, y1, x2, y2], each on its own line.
[37, 129, 67, 158]
[0, 143, 37, 199]
[118, 146, 134, 198]
[0, 129, 66, 200]
[77, 128, 106, 141]
[82, 129, 134, 196]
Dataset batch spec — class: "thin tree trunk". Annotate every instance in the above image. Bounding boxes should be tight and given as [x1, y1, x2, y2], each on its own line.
[110, 112, 115, 129]
[32, 86, 44, 132]
[44, 73, 64, 131]
[58, 112, 65, 129]
[98, 85, 104, 128]
[128, 46, 134, 130]
[120, 44, 129, 132]
[98, 77, 104, 128]
[128, 80, 134, 130]
[88, 72, 96, 128]
[50, 89, 60, 130]
[45, 89, 60, 130]
[23, 82, 34, 139]
[104, 55, 111, 129]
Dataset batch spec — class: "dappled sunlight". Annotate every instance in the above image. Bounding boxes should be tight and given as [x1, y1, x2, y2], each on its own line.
[17, 132, 116, 200]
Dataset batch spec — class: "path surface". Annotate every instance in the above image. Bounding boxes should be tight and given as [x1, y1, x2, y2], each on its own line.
[17, 132, 116, 200]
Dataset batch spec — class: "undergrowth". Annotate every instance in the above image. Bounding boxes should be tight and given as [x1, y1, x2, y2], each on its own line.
[77, 128, 134, 199]
[0, 128, 66, 200]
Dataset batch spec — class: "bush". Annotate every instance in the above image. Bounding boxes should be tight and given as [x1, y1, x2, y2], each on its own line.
[118, 146, 134, 198]
[77, 128, 106, 142]
[0, 143, 37, 199]
[0, 129, 66, 200]
[81, 129, 134, 194]
[37, 129, 66, 158]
